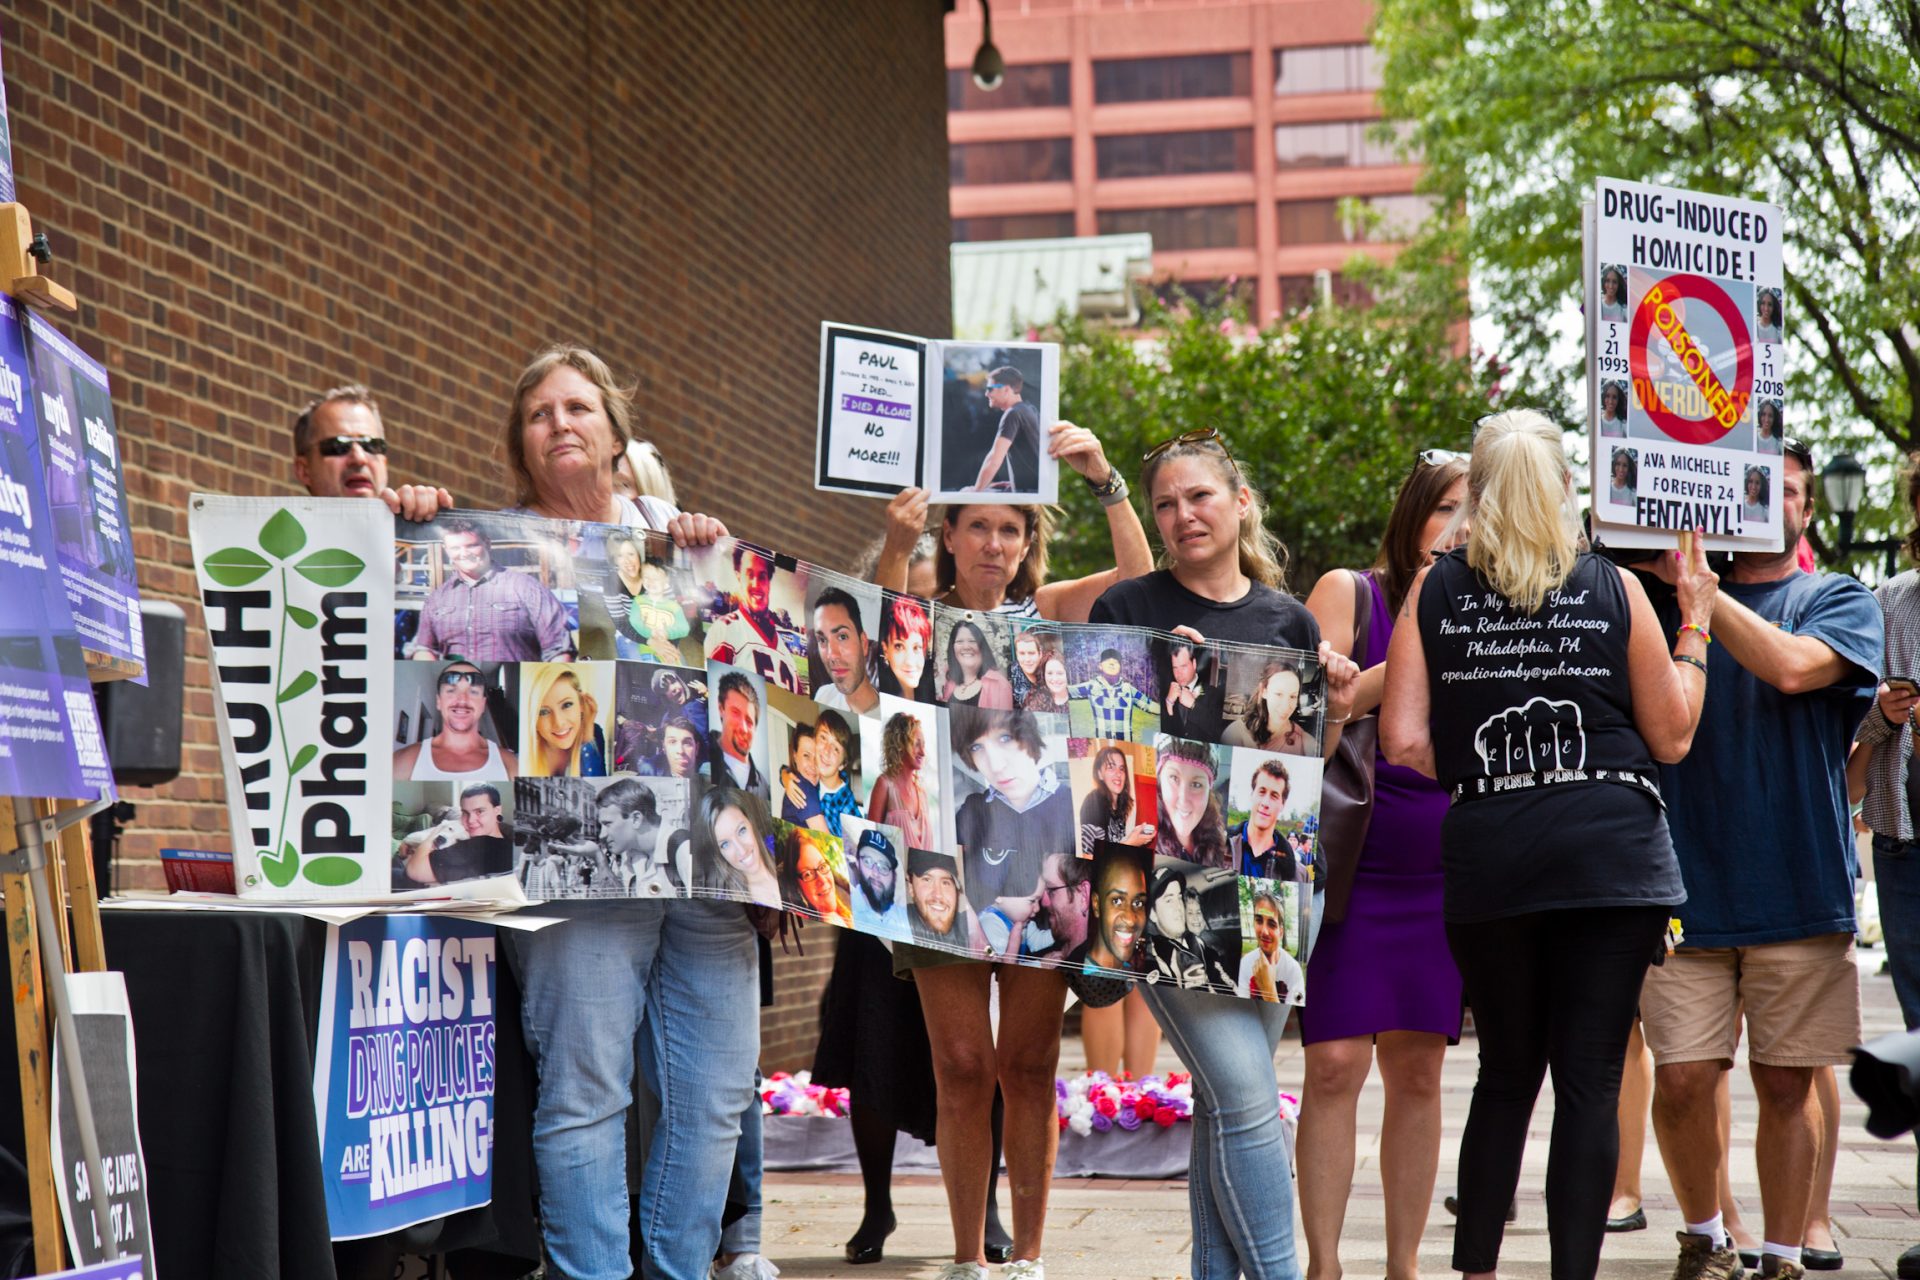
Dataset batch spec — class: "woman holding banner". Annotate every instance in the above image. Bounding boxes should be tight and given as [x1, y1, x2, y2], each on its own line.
[411, 344, 761, 1280]
[1382, 409, 1713, 1280]
[1088, 428, 1359, 1280]
[875, 423, 1151, 1280]
[1295, 450, 1469, 1280]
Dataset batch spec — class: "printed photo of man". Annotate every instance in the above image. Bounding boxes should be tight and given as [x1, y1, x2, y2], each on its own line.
[710, 669, 769, 800]
[659, 713, 703, 779]
[1240, 886, 1304, 1003]
[707, 543, 808, 692]
[597, 778, 687, 898]
[846, 823, 910, 939]
[965, 365, 1041, 493]
[1231, 756, 1297, 881]
[412, 519, 571, 663]
[1069, 648, 1156, 743]
[905, 847, 985, 953]
[1161, 639, 1225, 740]
[400, 783, 515, 887]
[393, 661, 519, 781]
[810, 586, 879, 716]
[1075, 842, 1151, 974]
[1026, 849, 1091, 963]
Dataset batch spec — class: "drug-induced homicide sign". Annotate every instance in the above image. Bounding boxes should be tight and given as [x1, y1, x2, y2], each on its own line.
[311, 914, 498, 1239]
[1588, 178, 1786, 551]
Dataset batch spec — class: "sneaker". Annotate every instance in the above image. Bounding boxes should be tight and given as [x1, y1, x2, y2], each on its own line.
[934, 1265, 991, 1280]
[1897, 1242, 1920, 1280]
[711, 1255, 780, 1280]
[1671, 1231, 1745, 1280]
[1004, 1262, 1046, 1280]
[1759, 1258, 1805, 1280]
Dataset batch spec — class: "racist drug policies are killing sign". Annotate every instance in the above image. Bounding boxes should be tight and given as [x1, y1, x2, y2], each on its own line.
[1587, 177, 1786, 552]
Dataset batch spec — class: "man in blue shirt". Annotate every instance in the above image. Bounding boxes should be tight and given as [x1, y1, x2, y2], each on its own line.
[1639, 440, 1883, 1280]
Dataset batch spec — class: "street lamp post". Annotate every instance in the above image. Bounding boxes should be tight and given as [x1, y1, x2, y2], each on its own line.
[1820, 451, 1902, 577]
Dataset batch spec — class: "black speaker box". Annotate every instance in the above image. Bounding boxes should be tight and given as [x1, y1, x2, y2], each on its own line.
[94, 601, 185, 787]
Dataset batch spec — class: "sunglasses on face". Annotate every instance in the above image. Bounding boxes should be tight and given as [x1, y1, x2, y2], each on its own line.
[439, 669, 484, 690]
[313, 434, 388, 458]
[1782, 436, 1813, 472]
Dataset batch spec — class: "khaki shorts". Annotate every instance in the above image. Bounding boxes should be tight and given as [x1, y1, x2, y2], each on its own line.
[1639, 932, 1861, 1069]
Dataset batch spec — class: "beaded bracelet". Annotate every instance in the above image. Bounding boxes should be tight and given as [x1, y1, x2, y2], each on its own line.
[1673, 654, 1708, 675]
[1677, 622, 1712, 645]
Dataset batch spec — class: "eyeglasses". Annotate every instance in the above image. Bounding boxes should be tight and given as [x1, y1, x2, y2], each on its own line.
[797, 863, 835, 887]
[1038, 880, 1074, 899]
[1419, 448, 1468, 468]
[314, 434, 388, 458]
[1143, 426, 1241, 476]
[438, 669, 484, 690]
[985, 383, 1008, 393]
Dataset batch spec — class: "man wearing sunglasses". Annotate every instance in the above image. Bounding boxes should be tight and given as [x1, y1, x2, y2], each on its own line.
[291, 384, 452, 517]
[963, 365, 1042, 494]
[392, 660, 519, 780]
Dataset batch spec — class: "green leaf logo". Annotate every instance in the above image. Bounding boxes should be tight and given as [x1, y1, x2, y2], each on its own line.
[286, 605, 318, 629]
[261, 841, 299, 888]
[278, 671, 317, 703]
[258, 509, 308, 560]
[204, 547, 272, 587]
[294, 548, 367, 588]
[303, 856, 364, 887]
[289, 744, 318, 774]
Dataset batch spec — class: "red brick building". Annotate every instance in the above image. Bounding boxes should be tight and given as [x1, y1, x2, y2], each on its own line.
[5, 0, 953, 1067]
[945, 0, 1423, 323]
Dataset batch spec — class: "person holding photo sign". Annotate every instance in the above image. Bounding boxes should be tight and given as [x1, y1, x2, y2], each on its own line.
[402, 345, 754, 1280]
[1382, 410, 1711, 1280]
[874, 420, 1149, 1280]
[1089, 427, 1360, 1280]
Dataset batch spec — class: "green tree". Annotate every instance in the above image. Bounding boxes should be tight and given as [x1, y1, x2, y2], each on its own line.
[1375, 0, 1920, 564]
[1045, 285, 1504, 592]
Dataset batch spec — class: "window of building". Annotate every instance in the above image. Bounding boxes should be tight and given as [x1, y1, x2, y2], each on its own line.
[950, 138, 1074, 186]
[1096, 205, 1254, 251]
[1149, 277, 1248, 309]
[1095, 129, 1253, 180]
[951, 213, 1079, 243]
[1278, 271, 1374, 312]
[1093, 53, 1252, 104]
[1273, 120, 1409, 170]
[947, 63, 1072, 111]
[1273, 44, 1382, 96]
[1276, 193, 1437, 244]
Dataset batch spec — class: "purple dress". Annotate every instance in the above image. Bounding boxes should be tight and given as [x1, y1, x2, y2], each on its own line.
[1299, 570, 1464, 1043]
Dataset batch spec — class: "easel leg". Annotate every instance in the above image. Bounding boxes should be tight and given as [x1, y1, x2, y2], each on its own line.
[2, 803, 64, 1274]
[52, 801, 105, 973]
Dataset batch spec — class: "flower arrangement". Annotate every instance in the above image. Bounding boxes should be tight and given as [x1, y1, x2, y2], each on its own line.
[758, 1070, 849, 1117]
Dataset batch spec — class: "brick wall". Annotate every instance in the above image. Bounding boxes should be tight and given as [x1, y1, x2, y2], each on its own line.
[5, 0, 951, 1070]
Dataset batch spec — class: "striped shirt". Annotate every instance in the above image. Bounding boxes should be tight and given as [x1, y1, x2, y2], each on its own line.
[1858, 568, 1920, 840]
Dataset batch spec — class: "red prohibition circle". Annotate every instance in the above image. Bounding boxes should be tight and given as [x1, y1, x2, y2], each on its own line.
[1626, 272, 1754, 446]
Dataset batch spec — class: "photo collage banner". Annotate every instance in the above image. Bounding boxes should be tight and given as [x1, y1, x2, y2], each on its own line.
[191, 498, 1323, 1004]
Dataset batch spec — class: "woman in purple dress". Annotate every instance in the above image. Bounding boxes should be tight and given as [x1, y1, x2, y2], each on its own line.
[1296, 451, 1470, 1280]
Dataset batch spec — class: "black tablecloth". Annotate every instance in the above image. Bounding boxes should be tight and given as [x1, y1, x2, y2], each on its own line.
[0, 909, 539, 1280]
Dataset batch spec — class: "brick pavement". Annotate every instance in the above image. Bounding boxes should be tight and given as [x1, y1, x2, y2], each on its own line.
[763, 950, 1919, 1279]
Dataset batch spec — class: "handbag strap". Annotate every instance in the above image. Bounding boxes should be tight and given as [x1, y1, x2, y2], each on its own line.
[1349, 569, 1374, 670]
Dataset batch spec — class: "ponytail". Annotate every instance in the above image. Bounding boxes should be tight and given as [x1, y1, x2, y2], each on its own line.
[1464, 410, 1580, 614]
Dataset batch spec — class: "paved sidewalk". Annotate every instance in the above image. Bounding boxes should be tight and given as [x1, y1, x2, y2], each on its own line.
[762, 952, 1920, 1279]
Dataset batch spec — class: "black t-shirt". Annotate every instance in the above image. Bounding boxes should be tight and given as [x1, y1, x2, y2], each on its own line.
[955, 784, 1075, 914]
[994, 401, 1042, 490]
[1088, 570, 1320, 652]
[430, 833, 514, 885]
[1418, 551, 1684, 923]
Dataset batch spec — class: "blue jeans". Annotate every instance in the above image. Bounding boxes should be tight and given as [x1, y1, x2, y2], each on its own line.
[517, 899, 759, 1280]
[718, 1095, 765, 1255]
[1140, 982, 1299, 1280]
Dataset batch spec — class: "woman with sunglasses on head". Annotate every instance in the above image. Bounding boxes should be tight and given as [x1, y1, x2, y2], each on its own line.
[1293, 449, 1470, 1280]
[1088, 427, 1360, 1280]
[1382, 410, 1713, 1280]
[872, 421, 1151, 1280]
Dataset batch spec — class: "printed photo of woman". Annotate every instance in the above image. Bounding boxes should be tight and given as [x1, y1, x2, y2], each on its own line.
[873, 593, 935, 702]
[1222, 660, 1320, 756]
[1153, 735, 1232, 870]
[522, 663, 611, 777]
[691, 785, 782, 907]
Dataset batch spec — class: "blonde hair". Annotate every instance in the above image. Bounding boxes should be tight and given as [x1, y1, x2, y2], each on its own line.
[1464, 410, 1580, 613]
[526, 665, 600, 777]
[1140, 440, 1288, 589]
[504, 345, 636, 507]
[622, 439, 678, 506]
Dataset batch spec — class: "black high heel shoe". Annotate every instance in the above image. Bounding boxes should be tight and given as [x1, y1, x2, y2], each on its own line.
[843, 1212, 896, 1265]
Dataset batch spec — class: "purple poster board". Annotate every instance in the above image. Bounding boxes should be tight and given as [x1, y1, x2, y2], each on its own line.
[24, 313, 146, 681]
[0, 295, 110, 799]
